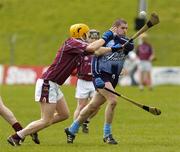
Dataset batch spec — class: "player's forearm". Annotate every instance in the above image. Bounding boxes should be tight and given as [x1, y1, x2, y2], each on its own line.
[94, 47, 112, 56]
[86, 39, 105, 52]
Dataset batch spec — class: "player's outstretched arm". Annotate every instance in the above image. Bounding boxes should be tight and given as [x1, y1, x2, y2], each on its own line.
[86, 39, 106, 53]
[93, 46, 112, 56]
[86, 28, 118, 55]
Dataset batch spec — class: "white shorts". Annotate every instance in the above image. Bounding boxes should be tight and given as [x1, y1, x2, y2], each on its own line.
[75, 79, 95, 99]
[138, 61, 152, 72]
[35, 79, 64, 104]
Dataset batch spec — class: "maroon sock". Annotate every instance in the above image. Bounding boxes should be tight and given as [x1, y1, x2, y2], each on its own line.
[12, 122, 23, 132]
[12, 133, 22, 140]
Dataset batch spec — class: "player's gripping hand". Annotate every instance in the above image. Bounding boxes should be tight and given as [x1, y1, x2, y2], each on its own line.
[94, 77, 105, 89]
[117, 36, 134, 51]
[111, 43, 123, 52]
[102, 30, 114, 44]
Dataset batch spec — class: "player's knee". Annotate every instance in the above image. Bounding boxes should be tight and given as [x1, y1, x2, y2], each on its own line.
[109, 94, 117, 103]
[111, 101, 117, 108]
[60, 110, 70, 120]
[109, 98, 118, 108]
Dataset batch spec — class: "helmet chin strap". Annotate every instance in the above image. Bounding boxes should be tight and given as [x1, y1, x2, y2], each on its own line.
[80, 33, 88, 41]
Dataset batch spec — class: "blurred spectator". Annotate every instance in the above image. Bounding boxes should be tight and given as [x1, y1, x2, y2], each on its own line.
[136, 33, 155, 90]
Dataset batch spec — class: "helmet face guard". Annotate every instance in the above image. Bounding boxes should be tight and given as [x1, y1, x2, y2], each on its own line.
[88, 30, 100, 40]
[70, 23, 90, 39]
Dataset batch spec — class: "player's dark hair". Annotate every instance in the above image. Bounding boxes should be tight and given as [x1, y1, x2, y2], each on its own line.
[113, 18, 127, 27]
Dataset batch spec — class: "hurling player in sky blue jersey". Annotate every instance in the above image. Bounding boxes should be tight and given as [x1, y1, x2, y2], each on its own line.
[65, 19, 134, 145]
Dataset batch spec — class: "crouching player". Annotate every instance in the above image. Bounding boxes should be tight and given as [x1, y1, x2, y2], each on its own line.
[65, 18, 134, 144]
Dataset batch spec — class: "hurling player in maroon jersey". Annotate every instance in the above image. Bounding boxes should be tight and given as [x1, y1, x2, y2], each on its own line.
[7, 23, 121, 146]
[136, 33, 155, 90]
[74, 29, 100, 133]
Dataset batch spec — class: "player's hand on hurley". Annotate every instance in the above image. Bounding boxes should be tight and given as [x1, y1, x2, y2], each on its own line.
[94, 77, 105, 89]
[111, 43, 123, 52]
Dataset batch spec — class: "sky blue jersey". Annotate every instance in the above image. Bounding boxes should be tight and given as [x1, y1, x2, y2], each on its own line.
[92, 35, 134, 78]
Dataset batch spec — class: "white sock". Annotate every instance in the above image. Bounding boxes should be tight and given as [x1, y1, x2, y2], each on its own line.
[17, 130, 25, 139]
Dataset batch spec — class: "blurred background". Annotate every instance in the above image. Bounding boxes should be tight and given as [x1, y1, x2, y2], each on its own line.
[0, 0, 179, 66]
[0, 0, 180, 86]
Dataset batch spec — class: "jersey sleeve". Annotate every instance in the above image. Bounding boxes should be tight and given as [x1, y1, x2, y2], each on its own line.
[66, 38, 88, 54]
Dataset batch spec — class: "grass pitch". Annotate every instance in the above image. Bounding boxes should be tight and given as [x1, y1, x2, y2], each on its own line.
[0, 85, 180, 152]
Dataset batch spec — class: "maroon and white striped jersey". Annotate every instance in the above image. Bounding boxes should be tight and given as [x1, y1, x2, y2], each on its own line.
[41, 38, 88, 85]
[77, 55, 93, 81]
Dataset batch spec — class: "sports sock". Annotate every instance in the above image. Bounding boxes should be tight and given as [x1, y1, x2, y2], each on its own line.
[69, 120, 80, 134]
[17, 130, 25, 139]
[103, 123, 112, 137]
[12, 133, 22, 140]
[12, 122, 23, 132]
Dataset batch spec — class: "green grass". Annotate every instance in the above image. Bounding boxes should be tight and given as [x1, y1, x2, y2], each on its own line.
[0, 85, 180, 152]
[0, 0, 180, 66]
